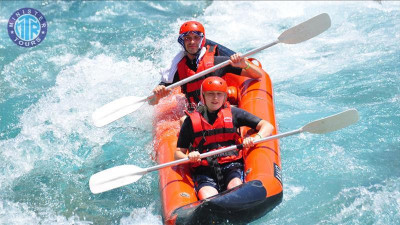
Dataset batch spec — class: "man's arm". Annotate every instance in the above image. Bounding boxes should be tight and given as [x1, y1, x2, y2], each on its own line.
[214, 55, 266, 79]
[239, 60, 266, 79]
[229, 53, 266, 79]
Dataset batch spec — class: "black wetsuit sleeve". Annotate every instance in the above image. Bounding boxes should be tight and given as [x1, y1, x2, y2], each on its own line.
[205, 39, 236, 56]
[231, 107, 262, 129]
[159, 71, 179, 86]
[177, 117, 195, 149]
[213, 56, 242, 77]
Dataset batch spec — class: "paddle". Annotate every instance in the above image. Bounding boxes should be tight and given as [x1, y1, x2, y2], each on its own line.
[89, 108, 358, 194]
[92, 13, 332, 127]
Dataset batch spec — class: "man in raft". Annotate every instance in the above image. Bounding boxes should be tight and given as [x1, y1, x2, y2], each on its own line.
[150, 21, 265, 109]
[174, 76, 274, 200]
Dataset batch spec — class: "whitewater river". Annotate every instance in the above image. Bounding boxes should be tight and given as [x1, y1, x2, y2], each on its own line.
[0, 1, 399, 224]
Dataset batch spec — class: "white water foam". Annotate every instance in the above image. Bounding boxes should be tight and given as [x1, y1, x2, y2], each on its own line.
[194, 1, 400, 85]
[284, 183, 305, 202]
[0, 200, 93, 225]
[325, 177, 400, 224]
[1, 50, 158, 177]
[120, 203, 162, 225]
[0, 49, 160, 222]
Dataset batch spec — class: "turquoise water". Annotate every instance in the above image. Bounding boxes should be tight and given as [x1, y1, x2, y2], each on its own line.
[1, 1, 399, 224]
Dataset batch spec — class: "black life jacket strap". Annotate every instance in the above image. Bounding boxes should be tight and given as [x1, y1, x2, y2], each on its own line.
[206, 156, 224, 191]
[208, 45, 216, 53]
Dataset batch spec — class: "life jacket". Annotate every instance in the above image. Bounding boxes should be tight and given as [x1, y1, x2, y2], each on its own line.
[177, 45, 218, 105]
[186, 102, 242, 167]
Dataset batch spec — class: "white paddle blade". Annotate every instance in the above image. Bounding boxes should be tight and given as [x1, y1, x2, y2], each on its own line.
[302, 109, 359, 134]
[278, 13, 331, 44]
[89, 165, 147, 194]
[92, 96, 147, 127]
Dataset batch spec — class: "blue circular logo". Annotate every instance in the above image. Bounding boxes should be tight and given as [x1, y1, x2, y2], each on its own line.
[8, 8, 47, 48]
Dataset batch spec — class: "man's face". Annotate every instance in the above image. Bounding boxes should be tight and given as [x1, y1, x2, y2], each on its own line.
[203, 91, 226, 112]
[183, 32, 202, 55]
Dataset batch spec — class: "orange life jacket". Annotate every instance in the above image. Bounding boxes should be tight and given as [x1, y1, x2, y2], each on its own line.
[177, 45, 218, 105]
[186, 103, 242, 167]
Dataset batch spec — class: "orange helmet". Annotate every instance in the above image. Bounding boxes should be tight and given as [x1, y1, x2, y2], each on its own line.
[200, 76, 228, 105]
[177, 21, 206, 52]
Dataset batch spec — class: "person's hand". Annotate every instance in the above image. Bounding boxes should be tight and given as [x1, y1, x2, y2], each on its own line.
[149, 85, 171, 105]
[153, 85, 171, 98]
[242, 134, 261, 148]
[229, 53, 248, 69]
[188, 151, 201, 163]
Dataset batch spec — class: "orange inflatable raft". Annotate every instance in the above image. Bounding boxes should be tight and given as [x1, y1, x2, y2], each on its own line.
[153, 65, 282, 224]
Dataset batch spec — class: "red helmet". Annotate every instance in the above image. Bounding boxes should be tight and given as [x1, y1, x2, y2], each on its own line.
[179, 21, 205, 35]
[200, 76, 228, 105]
[178, 21, 206, 51]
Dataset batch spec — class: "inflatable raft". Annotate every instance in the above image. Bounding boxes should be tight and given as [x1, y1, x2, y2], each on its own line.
[153, 61, 283, 224]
